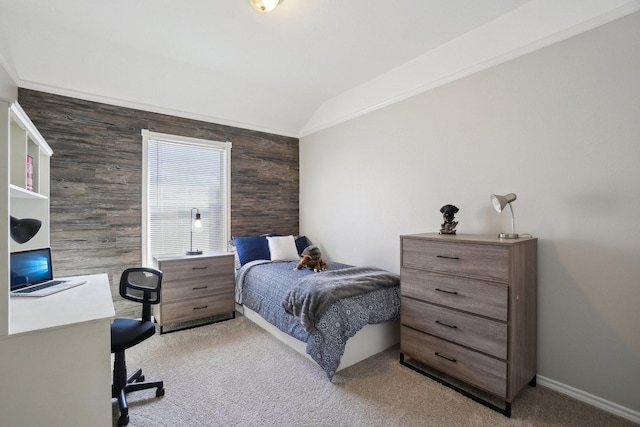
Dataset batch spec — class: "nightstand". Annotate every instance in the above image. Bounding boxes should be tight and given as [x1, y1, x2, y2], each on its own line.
[153, 251, 235, 333]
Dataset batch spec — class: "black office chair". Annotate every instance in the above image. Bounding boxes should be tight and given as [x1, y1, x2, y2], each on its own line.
[111, 267, 165, 426]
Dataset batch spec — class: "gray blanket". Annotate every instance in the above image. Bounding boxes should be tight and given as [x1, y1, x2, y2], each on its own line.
[282, 266, 400, 332]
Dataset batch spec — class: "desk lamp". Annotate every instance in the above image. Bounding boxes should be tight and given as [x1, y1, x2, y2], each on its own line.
[490, 193, 519, 239]
[186, 208, 203, 255]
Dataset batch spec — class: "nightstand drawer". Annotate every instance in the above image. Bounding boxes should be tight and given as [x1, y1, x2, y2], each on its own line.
[160, 255, 234, 282]
[160, 294, 235, 324]
[162, 274, 234, 300]
[402, 239, 509, 282]
[401, 269, 508, 321]
[401, 325, 507, 398]
[401, 298, 507, 359]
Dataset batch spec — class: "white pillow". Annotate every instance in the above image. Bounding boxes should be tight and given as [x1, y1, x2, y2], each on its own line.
[267, 235, 300, 261]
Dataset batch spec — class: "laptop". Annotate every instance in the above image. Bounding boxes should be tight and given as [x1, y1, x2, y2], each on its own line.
[10, 248, 86, 297]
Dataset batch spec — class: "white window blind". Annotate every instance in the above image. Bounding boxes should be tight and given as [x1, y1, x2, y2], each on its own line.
[142, 130, 231, 266]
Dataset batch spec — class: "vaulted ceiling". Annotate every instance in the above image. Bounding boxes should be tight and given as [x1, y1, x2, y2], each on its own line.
[0, 0, 637, 137]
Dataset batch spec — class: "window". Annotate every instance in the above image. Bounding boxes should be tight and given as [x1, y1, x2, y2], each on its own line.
[141, 130, 231, 266]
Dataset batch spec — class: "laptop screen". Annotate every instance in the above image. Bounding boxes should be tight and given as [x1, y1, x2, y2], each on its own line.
[10, 248, 54, 291]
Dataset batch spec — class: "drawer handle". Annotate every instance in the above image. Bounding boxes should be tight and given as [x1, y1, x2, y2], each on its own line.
[193, 285, 208, 290]
[436, 255, 460, 260]
[193, 305, 209, 310]
[192, 266, 208, 270]
[435, 320, 457, 329]
[435, 288, 458, 295]
[435, 352, 457, 363]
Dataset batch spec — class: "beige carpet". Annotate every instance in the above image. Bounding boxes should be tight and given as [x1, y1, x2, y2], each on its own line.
[113, 315, 635, 427]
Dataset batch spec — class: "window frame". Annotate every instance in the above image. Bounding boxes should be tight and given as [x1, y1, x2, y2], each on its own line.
[141, 129, 231, 267]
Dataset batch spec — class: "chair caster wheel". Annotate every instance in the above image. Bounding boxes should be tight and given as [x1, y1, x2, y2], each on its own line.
[156, 387, 165, 397]
[117, 414, 129, 426]
[137, 375, 145, 382]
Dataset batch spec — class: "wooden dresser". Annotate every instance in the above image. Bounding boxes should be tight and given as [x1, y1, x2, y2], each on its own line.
[153, 252, 235, 333]
[399, 233, 537, 416]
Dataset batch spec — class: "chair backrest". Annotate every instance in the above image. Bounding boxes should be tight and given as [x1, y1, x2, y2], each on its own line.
[119, 267, 162, 322]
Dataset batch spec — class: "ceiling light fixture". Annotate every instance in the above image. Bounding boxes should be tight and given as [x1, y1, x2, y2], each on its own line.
[249, 0, 280, 12]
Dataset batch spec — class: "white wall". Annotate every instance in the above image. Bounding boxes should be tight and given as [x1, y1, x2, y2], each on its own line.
[300, 12, 640, 418]
[0, 59, 17, 102]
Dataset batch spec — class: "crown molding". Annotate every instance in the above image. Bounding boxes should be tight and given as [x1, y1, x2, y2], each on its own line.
[300, 0, 640, 137]
[16, 80, 298, 139]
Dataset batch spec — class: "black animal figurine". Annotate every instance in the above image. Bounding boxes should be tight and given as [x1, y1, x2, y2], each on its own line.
[439, 204, 459, 235]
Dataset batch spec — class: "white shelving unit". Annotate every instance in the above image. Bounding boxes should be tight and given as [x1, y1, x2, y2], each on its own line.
[9, 103, 52, 196]
[0, 101, 114, 426]
[8, 102, 52, 252]
[1, 100, 53, 336]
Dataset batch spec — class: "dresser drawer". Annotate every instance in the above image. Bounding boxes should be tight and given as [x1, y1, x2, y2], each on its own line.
[159, 255, 234, 282]
[401, 298, 507, 359]
[402, 238, 509, 282]
[159, 294, 235, 324]
[401, 269, 508, 321]
[401, 325, 507, 398]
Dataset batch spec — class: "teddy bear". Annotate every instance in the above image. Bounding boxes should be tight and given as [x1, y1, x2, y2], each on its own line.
[294, 245, 327, 272]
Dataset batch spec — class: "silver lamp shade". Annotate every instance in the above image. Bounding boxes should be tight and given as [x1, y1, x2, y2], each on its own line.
[490, 193, 519, 239]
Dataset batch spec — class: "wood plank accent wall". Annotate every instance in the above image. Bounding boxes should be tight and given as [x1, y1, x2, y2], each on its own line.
[18, 89, 299, 317]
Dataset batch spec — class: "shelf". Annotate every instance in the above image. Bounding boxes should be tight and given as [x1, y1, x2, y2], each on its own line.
[9, 103, 52, 156]
[9, 103, 52, 197]
[9, 184, 48, 200]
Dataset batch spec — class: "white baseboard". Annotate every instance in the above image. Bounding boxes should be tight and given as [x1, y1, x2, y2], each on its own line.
[537, 375, 640, 424]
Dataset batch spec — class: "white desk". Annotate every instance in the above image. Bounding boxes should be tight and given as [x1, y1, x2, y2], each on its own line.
[0, 273, 115, 427]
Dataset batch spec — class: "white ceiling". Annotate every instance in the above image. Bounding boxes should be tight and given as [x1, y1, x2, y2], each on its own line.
[0, 0, 638, 137]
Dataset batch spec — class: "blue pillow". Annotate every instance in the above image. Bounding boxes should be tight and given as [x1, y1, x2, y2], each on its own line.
[295, 235, 308, 255]
[233, 235, 270, 266]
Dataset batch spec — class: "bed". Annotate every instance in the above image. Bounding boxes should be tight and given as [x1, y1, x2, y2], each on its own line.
[233, 234, 401, 380]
